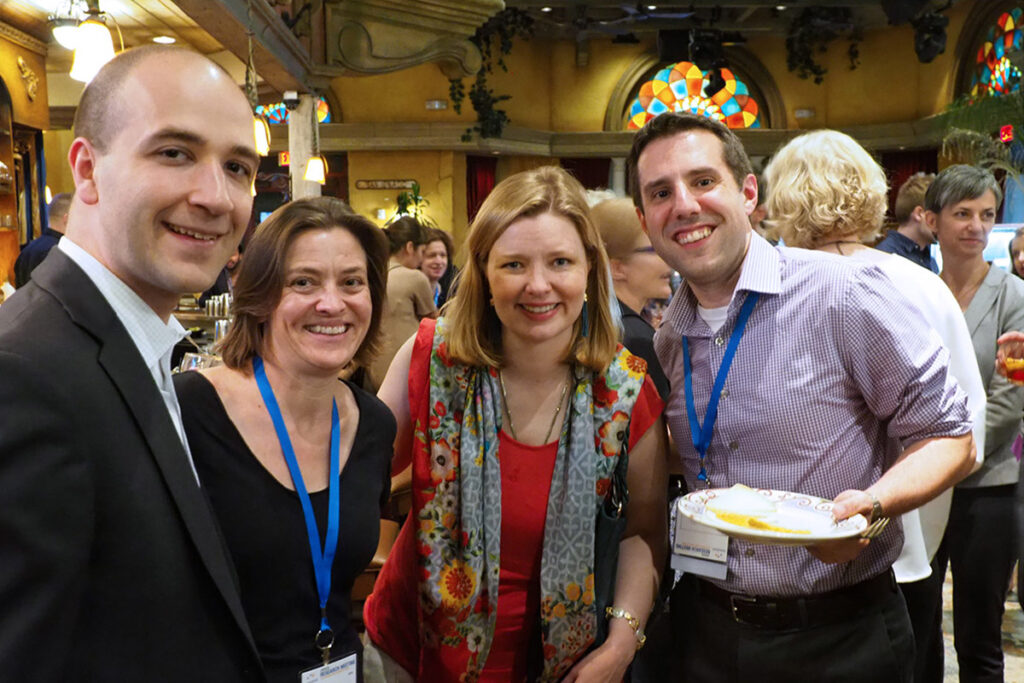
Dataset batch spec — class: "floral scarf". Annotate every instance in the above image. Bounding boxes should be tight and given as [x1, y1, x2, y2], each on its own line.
[413, 318, 646, 681]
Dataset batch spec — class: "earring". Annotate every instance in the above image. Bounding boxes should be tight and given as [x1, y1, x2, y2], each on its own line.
[581, 293, 589, 339]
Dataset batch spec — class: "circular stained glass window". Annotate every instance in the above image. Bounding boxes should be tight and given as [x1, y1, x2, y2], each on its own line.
[625, 61, 761, 130]
[969, 8, 1023, 98]
[256, 96, 332, 124]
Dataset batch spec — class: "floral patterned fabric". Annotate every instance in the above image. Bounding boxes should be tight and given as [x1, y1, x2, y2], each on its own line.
[414, 318, 648, 681]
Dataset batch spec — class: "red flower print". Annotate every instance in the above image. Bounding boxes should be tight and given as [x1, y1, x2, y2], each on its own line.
[593, 376, 619, 407]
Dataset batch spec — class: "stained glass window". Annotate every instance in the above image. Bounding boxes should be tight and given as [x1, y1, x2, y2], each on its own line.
[625, 61, 761, 130]
[969, 8, 1023, 98]
[256, 96, 332, 124]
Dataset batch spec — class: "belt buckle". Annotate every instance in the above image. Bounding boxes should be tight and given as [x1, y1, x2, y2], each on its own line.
[729, 594, 758, 625]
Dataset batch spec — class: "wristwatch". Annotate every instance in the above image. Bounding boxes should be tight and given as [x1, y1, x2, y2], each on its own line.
[867, 491, 885, 523]
[605, 606, 646, 650]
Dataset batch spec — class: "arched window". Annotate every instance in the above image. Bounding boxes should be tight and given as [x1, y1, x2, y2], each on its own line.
[256, 96, 332, 124]
[624, 60, 762, 130]
[967, 7, 1023, 98]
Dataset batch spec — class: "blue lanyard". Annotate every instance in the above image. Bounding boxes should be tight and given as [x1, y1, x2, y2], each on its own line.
[683, 292, 759, 487]
[252, 356, 340, 654]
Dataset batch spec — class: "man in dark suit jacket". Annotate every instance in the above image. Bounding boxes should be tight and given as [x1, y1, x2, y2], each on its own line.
[0, 46, 265, 681]
[13, 191, 72, 288]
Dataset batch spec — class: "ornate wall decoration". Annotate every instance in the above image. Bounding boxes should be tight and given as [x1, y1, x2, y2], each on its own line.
[16, 57, 38, 102]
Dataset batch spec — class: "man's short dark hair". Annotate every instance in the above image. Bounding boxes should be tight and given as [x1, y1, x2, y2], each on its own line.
[893, 172, 934, 224]
[924, 164, 1003, 213]
[47, 193, 73, 221]
[626, 112, 754, 209]
[73, 45, 228, 152]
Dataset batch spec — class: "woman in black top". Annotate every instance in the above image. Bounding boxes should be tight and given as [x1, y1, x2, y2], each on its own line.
[174, 197, 393, 682]
[591, 197, 673, 400]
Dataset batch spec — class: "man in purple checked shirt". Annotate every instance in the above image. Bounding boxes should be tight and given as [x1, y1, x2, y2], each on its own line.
[627, 112, 976, 683]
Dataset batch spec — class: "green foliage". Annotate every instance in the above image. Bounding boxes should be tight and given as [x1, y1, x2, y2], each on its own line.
[449, 8, 535, 139]
[392, 182, 438, 229]
[940, 90, 1024, 181]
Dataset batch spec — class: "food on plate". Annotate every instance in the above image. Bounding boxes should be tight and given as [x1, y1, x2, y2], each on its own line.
[705, 484, 811, 535]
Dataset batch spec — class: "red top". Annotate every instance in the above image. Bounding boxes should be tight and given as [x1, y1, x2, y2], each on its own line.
[365, 323, 663, 681]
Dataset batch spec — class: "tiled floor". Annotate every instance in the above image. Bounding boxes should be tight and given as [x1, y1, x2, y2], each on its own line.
[942, 568, 1024, 682]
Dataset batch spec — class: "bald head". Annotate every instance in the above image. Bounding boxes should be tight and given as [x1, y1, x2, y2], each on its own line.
[73, 46, 237, 153]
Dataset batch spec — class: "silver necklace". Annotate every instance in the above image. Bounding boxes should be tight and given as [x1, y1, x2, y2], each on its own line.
[499, 368, 571, 443]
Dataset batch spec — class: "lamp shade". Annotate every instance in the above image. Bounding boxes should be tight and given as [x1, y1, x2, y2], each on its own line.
[254, 117, 271, 156]
[304, 155, 327, 184]
[70, 19, 116, 83]
[51, 18, 80, 50]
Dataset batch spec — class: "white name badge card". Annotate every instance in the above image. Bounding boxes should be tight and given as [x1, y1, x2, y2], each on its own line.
[300, 653, 357, 682]
[671, 511, 729, 580]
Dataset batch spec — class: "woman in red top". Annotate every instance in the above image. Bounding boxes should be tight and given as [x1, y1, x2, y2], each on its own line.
[364, 166, 667, 682]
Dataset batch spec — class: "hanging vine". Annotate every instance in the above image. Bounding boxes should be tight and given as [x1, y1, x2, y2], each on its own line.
[449, 8, 535, 140]
[785, 7, 861, 84]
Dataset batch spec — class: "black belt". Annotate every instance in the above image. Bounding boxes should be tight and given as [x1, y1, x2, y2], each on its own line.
[697, 570, 897, 630]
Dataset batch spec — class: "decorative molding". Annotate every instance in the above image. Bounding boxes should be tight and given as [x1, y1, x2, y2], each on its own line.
[604, 53, 660, 131]
[0, 21, 48, 57]
[49, 106, 76, 130]
[603, 47, 786, 132]
[269, 118, 947, 158]
[333, 21, 481, 79]
[325, 0, 503, 78]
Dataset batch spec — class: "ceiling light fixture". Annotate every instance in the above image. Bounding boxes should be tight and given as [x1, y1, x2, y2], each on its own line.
[50, 16, 80, 49]
[69, 17, 116, 82]
[152, 35, 175, 44]
[244, 0, 272, 158]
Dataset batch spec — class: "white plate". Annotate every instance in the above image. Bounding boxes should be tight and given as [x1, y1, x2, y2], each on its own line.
[677, 488, 869, 546]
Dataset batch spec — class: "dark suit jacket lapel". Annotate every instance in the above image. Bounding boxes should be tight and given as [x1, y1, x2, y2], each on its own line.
[965, 265, 1003, 337]
[31, 251, 259, 653]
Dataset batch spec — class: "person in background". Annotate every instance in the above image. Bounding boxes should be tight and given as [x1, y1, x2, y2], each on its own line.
[363, 166, 668, 682]
[926, 164, 1024, 683]
[0, 46, 263, 681]
[630, 111, 973, 682]
[876, 172, 939, 272]
[1008, 225, 1024, 279]
[420, 227, 457, 308]
[591, 197, 672, 400]
[765, 131, 986, 683]
[368, 216, 436, 387]
[14, 191, 73, 288]
[175, 197, 393, 682]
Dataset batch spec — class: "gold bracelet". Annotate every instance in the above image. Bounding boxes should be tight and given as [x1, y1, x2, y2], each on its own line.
[605, 606, 647, 650]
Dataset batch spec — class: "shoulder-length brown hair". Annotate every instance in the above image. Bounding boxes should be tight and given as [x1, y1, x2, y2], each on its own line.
[443, 165, 618, 372]
[218, 196, 390, 371]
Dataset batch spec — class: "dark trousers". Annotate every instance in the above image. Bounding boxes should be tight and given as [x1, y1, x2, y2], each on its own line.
[936, 484, 1017, 683]
[669, 573, 914, 683]
[899, 549, 947, 683]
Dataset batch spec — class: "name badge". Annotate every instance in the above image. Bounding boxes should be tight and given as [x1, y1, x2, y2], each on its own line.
[671, 508, 729, 580]
[300, 652, 357, 682]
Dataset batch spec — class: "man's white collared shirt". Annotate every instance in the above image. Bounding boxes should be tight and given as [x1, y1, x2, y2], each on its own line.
[58, 237, 199, 484]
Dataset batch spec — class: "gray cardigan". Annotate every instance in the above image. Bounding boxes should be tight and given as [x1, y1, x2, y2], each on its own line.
[960, 265, 1024, 488]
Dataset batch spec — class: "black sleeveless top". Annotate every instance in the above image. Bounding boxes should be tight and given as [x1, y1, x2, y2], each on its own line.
[174, 371, 395, 683]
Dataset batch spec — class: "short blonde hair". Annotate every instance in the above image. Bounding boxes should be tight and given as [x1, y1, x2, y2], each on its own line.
[764, 130, 888, 248]
[443, 166, 618, 372]
[591, 198, 645, 261]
